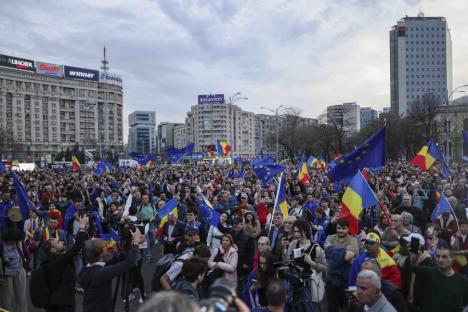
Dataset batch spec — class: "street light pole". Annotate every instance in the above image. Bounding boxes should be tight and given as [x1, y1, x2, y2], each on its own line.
[445, 84, 468, 165]
[228, 92, 248, 156]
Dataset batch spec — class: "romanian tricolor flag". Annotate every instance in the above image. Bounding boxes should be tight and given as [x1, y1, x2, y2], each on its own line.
[375, 247, 403, 288]
[274, 173, 289, 219]
[71, 155, 81, 171]
[156, 198, 178, 239]
[410, 139, 443, 171]
[297, 154, 309, 185]
[339, 171, 378, 235]
[100, 229, 120, 250]
[216, 140, 231, 156]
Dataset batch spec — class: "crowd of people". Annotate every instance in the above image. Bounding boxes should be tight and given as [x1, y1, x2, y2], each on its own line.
[0, 159, 467, 312]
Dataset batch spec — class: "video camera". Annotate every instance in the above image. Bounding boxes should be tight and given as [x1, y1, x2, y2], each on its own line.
[199, 278, 237, 312]
[117, 218, 147, 250]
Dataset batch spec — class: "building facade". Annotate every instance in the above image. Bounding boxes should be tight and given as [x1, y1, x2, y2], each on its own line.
[0, 53, 123, 161]
[157, 122, 183, 153]
[390, 14, 452, 116]
[327, 102, 361, 134]
[360, 107, 378, 129]
[128, 110, 156, 154]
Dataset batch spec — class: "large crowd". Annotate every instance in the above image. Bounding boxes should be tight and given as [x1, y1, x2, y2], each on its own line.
[0, 159, 467, 312]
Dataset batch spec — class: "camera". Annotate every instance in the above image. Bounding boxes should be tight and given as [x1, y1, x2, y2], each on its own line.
[199, 278, 237, 312]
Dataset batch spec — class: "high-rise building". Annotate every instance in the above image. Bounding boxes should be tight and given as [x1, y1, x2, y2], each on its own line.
[327, 102, 360, 134]
[360, 107, 378, 129]
[128, 111, 156, 154]
[157, 122, 183, 153]
[0, 52, 123, 161]
[390, 13, 452, 116]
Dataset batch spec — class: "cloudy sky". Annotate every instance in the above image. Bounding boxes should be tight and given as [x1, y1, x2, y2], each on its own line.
[1, 0, 467, 141]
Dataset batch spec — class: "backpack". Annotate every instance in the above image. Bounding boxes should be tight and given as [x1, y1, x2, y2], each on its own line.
[151, 254, 185, 291]
[30, 263, 51, 308]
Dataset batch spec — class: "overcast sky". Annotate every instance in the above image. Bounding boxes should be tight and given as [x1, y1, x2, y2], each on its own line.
[1, 0, 468, 142]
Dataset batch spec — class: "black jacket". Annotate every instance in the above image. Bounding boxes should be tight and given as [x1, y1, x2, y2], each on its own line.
[78, 246, 138, 312]
[233, 229, 254, 275]
[45, 231, 88, 308]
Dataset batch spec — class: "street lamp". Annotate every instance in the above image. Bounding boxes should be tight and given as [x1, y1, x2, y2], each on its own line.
[445, 84, 468, 164]
[228, 92, 248, 156]
[260, 105, 292, 161]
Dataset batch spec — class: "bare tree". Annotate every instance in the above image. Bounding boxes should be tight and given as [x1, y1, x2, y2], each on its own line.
[277, 107, 304, 158]
[407, 93, 441, 140]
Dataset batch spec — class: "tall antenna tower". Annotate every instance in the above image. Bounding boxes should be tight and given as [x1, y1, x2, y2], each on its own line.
[101, 46, 109, 74]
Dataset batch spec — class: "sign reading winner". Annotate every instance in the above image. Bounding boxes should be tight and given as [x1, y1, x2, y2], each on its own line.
[198, 94, 225, 105]
[64, 65, 99, 81]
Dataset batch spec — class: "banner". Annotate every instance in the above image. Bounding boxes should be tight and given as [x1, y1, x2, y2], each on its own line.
[35, 61, 63, 77]
[64, 65, 99, 81]
[0, 54, 35, 72]
[198, 94, 225, 105]
[99, 72, 123, 87]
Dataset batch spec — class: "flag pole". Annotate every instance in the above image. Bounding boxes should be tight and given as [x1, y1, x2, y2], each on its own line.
[269, 172, 283, 238]
[374, 177, 393, 227]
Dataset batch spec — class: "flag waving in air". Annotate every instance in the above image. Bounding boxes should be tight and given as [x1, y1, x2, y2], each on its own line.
[274, 173, 289, 219]
[216, 140, 231, 156]
[297, 154, 309, 185]
[71, 155, 81, 171]
[198, 196, 220, 227]
[156, 198, 178, 239]
[12, 174, 35, 221]
[411, 139, 443, 171]
[328, 127, 386, 184]
[339, 170, 378, 235]
[431, 193, 456, 223]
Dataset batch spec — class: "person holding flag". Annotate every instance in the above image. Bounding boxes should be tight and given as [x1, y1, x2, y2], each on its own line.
[157, 199, 185, 255]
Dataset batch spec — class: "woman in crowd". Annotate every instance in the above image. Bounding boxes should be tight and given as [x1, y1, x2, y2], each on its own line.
[283, 219, 327, 312]
[208, 234, 238, 286]
[244, 210, 261, 240]
[252, 236, 271, 270]
[206, 212, 232, 255]
[241, 250, 276, 309]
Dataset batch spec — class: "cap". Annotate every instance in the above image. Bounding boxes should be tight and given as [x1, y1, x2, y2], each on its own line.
[403, 233, 425, 247]
[365, 232, 381, 244]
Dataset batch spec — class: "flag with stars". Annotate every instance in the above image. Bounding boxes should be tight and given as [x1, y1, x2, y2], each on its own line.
[253, 163, 285, 187]
[431, 193, 455, 223]
[328, 127, 386, 184]
[198, 196, 220, 227]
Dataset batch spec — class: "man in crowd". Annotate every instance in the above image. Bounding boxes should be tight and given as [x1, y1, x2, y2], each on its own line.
[356, 270, 397, 312]
[233, 216, 255, 292]
[162, 212, 185, 255]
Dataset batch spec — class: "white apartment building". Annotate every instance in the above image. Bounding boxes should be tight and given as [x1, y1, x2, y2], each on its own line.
[0, 53, 123, 161]
[390, 14, 452, 116]
[128, 111, 156, 154]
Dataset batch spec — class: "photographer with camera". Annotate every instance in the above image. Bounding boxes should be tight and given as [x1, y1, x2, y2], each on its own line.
[282, 219, 327, 312]
[78, 226, 143, 312]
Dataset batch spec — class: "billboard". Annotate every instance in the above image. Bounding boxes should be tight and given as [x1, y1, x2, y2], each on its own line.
[198, 94, 225, 105]
[35, 61, 63, 77]
[0, 54, 35, 72]
[64, 65, 99, 81]
[99, 72, 123, 87]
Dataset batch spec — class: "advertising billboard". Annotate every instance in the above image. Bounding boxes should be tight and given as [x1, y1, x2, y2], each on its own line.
[64, 65, 99, 81]
[35, 61, 63, 77]
[198, 94, 225, 105]
[99, 72, 123, 87]
[0, 54, 35, 72]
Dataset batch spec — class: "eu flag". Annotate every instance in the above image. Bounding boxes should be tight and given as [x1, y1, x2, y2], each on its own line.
[328, 127, 386, 184]
[198, 197, 220, 227]
[253, 164, 285, 187]
[13, 174, 34, 221]
[165, 143, 194, 163]
[431, 193, 454, 222]
[128, 151, 153, 165]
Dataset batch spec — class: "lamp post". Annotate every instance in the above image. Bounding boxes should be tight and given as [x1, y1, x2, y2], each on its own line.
[260, 105, 292, 161]
[445, 84, 468, 164]
[228, 92, 248, 156]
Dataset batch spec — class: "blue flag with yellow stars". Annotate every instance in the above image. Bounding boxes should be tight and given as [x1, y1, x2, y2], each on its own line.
[328, 127, 386, 184]
[198, 196, 220, 227]
[253, 164, 285, 187]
